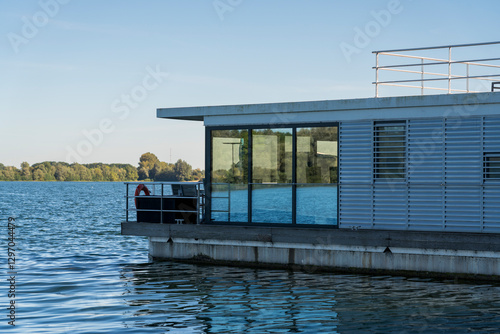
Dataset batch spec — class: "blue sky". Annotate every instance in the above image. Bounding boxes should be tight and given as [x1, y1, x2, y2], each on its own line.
[1, 0, 500, 169]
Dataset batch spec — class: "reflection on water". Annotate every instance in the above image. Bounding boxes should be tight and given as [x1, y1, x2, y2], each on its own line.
[1, 182, 500, 333]
[122, 262, 500, 333]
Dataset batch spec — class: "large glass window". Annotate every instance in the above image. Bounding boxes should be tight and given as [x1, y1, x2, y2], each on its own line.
[252, 128, 293, 223]
[209, 124, 338, 225]
[211, 130, 248, 222]
[374, 121, 406, 180]
[296, 127, 338, 224]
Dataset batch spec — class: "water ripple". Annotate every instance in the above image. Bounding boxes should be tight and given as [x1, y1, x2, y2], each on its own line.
[1, 182, 500, 333]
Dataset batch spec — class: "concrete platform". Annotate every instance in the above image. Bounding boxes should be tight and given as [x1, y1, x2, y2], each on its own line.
[122, 223, 500, 281]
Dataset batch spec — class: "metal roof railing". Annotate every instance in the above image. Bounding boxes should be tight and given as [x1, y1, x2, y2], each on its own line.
[373, 41, 500, 97]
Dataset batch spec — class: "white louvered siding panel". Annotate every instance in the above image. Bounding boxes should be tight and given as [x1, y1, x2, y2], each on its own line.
[372, 120, 408, 230]
[445, 117, 482, 185]
[483, 186, 500, 233]
[338, 116, 500, 233]
[338, 185, 372, 229]
[445, 186, 482, 232]
[339, 121, 373, 184]
[483, 116, 500, 232]
[408, 186, 444, 231]
[408, 119, 444, 184]
[339, 121, 372, 229]
[483, 116, 500, 152]
[373, 185, 407, 230]
[443, 118, 482, 231]
[407, 119, 444, 230]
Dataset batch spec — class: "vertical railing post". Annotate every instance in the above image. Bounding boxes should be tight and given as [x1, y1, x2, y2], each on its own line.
[448, 47, 452, 94]
[375, 52, 379, 97]
[160, 183, 164, 224]
[466, 63, 470, 93]
[421, 58, 424, 95]
[227, 183, 231, 222]
[126, 183, 129, 222]
[196, 182, 200, 224]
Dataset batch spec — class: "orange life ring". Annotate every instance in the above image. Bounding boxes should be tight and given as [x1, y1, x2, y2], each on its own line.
[134, 184, 150, 207]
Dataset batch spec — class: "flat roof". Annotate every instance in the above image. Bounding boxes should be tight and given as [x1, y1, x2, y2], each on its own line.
[157, 92, 500, 127]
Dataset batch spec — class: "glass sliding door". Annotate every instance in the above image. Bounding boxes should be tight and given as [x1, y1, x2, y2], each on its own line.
[252, 128, 293, 223]
[211, 129, 248, 222]
[296, 127, 338, 225]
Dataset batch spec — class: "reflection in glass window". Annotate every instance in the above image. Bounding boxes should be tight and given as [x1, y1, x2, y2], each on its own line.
[211, 130, 248, 222]
[296, 127, 338, 184]
[252, 129, 293, 223]
[296, 127, 338, 224]
[210, 125, 338, 225]
[252, 184, 293, 224]
[252, 129, 293, 183]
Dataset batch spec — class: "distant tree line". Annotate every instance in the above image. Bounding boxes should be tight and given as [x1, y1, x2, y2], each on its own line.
[137, 152, 204, 182]
[0, 153, 204, 182]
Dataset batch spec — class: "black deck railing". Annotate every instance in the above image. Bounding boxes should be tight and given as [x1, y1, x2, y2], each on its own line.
[124, 181, 204, 224]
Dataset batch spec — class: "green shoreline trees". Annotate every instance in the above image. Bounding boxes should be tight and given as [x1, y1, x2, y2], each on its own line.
[0, 153, 204, 182]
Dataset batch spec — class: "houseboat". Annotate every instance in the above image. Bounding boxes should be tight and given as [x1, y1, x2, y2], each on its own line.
[122, 42, 500, 280]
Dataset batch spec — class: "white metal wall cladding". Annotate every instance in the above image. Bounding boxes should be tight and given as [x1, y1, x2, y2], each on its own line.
[483, 116, 500, 233]
[408, 119, 444, 231]
[444, 118, 482, 232]
[339, 121, 372, 229]
[339, 116, 500, 233]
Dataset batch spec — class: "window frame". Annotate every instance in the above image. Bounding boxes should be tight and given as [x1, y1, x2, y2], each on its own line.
[206, 122, 339, 227]
[484, 152, 500, 181]
[373, 120, 407, 182]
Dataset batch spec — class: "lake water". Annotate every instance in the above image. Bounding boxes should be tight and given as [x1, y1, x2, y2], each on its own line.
[1, 182, 500, 333]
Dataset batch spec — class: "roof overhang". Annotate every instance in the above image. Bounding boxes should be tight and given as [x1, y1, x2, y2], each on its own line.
[157, 92, 500, 127]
